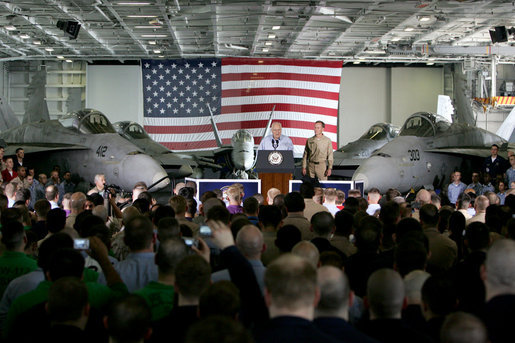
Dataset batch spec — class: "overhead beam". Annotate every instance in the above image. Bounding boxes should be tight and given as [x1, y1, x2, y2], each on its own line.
[251, 1, 271, 56]
[156, 0, 183, 56]
[284, 2, 323, 57]
[353, 2, 438, 56]
[102, 1, 149, 55]
[318, 2, 380, 57]
[212, 4, 219, 56]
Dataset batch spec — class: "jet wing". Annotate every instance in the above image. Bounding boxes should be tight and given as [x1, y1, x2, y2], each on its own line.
[4, 143, 89, 156]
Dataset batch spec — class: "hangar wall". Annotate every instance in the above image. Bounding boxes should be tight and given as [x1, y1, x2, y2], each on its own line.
[338, 67, 444, 146]
[86, 65, 143, 124]
[339, 68, 390, 146]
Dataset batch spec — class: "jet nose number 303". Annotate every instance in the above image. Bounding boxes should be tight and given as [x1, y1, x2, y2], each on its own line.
[408, 149, 420, 161]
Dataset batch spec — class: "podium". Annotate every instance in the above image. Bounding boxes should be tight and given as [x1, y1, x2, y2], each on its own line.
[255, 150, 294, 202]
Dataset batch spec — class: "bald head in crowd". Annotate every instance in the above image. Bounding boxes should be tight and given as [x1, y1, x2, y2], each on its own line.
[367, 269, 405, 320]
[416, 189, 431, 206]
[475, 195, 490, 213]
[483, 239, 515, 300]
[92, 205, 108, 223]
[292, 241, 320, 268]
[122, 206, 141, 226]
[70, 192, 87, 214]
[236, 225, 264, 260]
[315, 266, 351, 320]
[264, 254, 319, 320]
[267, 188, 281, 205]
[440, 312, 487, 343]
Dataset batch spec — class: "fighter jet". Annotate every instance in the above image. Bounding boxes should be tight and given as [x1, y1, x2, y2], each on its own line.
[1, 105, 169, 192]
[351, 111, 510, 193]
[332, 123, 399, 178]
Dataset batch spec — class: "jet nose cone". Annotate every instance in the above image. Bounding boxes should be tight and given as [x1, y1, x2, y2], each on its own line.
[121, 154, 170, 191]
[352, 156, 397, 193]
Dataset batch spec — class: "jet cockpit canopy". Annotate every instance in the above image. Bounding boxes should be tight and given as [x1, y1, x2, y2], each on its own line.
[359, 123, 399, 141]
[399, 112, 451, 138]
[59, 109, 117, 134]
[113, 121, 151, 140]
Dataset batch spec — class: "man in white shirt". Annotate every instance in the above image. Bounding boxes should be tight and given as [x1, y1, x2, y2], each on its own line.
[258, 122, 294, 151]
[323, 188, 339, 216]
[366, 188, 381, 216]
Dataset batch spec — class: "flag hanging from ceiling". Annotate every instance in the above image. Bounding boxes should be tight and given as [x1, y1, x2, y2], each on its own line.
[142, 57, 342, 157]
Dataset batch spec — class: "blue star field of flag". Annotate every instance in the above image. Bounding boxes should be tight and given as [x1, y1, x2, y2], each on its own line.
[142, 58, 222, 118]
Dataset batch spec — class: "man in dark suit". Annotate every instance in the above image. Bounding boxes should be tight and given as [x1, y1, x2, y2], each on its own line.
[255, 254, 339, 343]
[12, 147, 24, 172]
[484, 144, 507, 179]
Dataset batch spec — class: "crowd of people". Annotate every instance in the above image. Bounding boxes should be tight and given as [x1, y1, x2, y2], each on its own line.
[0, 141, 514, 342]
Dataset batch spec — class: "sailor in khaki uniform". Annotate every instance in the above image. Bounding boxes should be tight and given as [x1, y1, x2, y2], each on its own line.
[302, 121, 334, 181]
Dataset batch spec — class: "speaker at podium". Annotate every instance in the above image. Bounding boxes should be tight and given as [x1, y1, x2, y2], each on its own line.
[255, 150, 294, 201]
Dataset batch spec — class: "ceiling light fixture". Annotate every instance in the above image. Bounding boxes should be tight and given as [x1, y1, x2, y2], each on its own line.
[127, 15, 157, 18]
[117, 2, 151, 5]
[45, 47, 54, 52]
[224, 43, 248, 50]
[153, 49, 161, 53]
[426, 62, 435, 65]
[65, 59, 73, 63]
[391, 37, 401, 42]
[262, 48, 269, 52]
[418, 16, 431, 22]
[158, 55, 165, 58]
[19, 34, 30, 39]
[142, 34, 167, 38]
[335, 15, 353, 23]
[33, 40, 41, 45]
[5, 25, 16, 31]
[353, 61, 361, 64]
[268, 34, 276, 39]
[148, 40, 156, 45]
[404, 27, 414, 32]
[265, 41, 272, 46]
[57, 55, 65, 59]
[135, 25, 163, 29]
[272, 25, 281, 30]
[365, 50, 386, 54]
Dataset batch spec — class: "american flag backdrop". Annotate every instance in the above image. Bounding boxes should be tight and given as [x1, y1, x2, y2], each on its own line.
[142, 58, 343, 157]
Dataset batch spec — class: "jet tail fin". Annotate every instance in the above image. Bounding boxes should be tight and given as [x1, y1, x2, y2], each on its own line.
[207, 103, 223, 148]
[496, 106, 515, 143]
[24, 70, 50, 124]
[260, 105, 276, 142]
[0, 96, 20, 131]
[437, 95, 454, 123]
[252, 105, 276, 168]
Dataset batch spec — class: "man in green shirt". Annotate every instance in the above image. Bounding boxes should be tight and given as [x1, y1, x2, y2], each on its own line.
[0, 221, 37, 298]
[135, 238, 188, 321]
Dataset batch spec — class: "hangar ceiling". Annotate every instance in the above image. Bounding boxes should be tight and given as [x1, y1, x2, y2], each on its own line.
[0, 0, 515, 65]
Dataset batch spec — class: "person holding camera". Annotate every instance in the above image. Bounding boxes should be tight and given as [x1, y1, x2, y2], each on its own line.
[87, 173, 107, 196]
